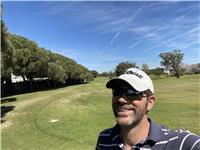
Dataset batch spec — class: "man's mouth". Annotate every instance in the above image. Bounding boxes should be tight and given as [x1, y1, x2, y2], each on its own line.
[116, 105, 134, 112]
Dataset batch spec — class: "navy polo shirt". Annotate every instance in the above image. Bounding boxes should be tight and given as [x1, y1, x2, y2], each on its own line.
[96, 118, 200, 150]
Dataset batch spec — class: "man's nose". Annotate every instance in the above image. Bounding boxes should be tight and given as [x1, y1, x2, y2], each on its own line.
[117, 96, 128, 104]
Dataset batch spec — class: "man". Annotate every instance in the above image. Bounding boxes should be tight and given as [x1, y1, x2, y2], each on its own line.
[96, 68, 200, 150]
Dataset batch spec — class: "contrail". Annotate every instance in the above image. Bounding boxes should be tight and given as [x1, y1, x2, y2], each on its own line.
[109, 32, 120, 45]
[126, 5, 144, 24]
[144, 27, 199, 52]
[129, 40, 143, 48]
[108, 5, 144, 46]
[107, 4, 144, 48]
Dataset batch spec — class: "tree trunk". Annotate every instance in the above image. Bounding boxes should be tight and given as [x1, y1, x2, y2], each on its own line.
[30, 80, 33, 91]
[174, 68, 180, 78]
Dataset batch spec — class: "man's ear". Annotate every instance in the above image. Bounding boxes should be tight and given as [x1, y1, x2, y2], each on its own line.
[147, 95, 156, 112]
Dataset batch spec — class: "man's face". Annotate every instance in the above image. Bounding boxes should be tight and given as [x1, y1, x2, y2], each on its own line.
[112, 82, 148, 127]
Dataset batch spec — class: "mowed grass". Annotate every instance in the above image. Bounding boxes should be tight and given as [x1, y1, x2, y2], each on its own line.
[1, 75, 200, 150]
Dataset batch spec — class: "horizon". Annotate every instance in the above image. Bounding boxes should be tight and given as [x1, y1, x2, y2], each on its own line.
[3, 1, 200, 73]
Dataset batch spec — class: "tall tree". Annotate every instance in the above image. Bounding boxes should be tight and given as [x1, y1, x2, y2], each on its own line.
[11, 34, 40, 81]
[159, 50, 184, 78]
[91, 70, 98, 78]
[12, 48, 32, 81]
[141, 64, 149, 74]
[1, 20, 13, 84]
[115, 61, 137, 76]
[33, 48, 49, 78]
[47, 62, 66, 85]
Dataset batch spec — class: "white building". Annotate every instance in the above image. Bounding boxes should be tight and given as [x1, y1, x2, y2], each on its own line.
[11, 73, 25, 83]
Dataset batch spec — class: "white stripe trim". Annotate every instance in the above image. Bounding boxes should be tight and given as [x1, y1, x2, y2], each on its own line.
[99, 133, 110, 136]
[169, 136, 179, 141]
[96, 145, 100, 150]
[109, 128, 113, 134]
[119, 143, 124, 148]
[191, 139, 200, 150]
[179, 130, 190, 133]
[156, 136, 179, 145]
[99, 143, 118, 147]
[112, 135, 119, 141]
[156, 140, 168, 145]
[179, 133, 193, 150]
[162, 129, 170, 131]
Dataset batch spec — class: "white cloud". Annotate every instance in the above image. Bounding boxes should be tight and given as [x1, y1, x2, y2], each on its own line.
[144, 27, 200, 52]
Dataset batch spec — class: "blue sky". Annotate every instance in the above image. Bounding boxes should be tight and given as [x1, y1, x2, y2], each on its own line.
[3, 1, 200, 73]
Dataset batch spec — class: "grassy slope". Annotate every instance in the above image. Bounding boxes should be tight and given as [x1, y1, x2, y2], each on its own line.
[1, 75, 200, 150]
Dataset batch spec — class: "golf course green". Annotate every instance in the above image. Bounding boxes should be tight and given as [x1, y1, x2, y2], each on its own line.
[1, 75, 200, 150]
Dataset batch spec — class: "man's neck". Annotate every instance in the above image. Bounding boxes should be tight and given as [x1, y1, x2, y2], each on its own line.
[120, 116, 150, 149]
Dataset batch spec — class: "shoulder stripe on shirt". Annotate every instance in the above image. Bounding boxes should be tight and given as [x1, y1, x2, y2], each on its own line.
[162, 129, 170, 132]
[179, 133, 193, 150]
[155, 136, 178, 145]
[112, 135, 119, 141]
[99, 133, 110, 136]
[99, 143, 118, 147]
[191, 139, 200, 150]
[169, 136, 179, 141]
[96, 145, 100, 150]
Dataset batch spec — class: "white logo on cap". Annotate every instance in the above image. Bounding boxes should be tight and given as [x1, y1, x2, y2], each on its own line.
[126, 70, 143, 79]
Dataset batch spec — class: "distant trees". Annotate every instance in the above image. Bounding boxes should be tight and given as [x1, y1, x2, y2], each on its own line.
[141, 64, 149, 74]
[159, 50, 184, 78]
[115, 61, 137, 76]
[191, 63, 200, 74]
[91, 70, 98, 78]
[149, 67, 165, 77]
[182, 63, 200, 75]
[48, 62, 66, 84]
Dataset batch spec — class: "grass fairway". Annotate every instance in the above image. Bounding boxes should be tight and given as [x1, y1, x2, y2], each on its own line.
[1, 75, 200, 150]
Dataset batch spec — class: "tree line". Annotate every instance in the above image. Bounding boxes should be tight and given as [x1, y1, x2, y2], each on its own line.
[99, 50, 199, 78]
[1, 20, 93, 96]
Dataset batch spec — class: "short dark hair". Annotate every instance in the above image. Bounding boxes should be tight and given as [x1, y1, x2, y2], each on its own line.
[143, 89, 153, 97]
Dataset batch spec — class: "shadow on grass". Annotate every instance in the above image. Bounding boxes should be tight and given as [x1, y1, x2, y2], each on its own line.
[2, 81, 89, 98]
[1, 97, 17, 104]
[1, 105, 15, 123]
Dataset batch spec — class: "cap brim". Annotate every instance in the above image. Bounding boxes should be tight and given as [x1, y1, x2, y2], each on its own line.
[106, 78, 132, 89]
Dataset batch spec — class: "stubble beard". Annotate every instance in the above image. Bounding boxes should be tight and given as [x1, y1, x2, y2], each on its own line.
[113, 102, 148, 128]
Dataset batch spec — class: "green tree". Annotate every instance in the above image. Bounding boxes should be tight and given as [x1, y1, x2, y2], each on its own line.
[115, 61, 137, 76]
[10, 34, 40, 81]
[48, 62, 66, 85]
[141, 64, 149, 74]
[149, 68, 164, 77]
[33, 48, 49, 78]
[159, 50, 184, 78]
[91, 70, 98, 78]
[12, 48, 32, 81]
[2, 23, 93, 91]
[1, 20, 13, 84]
[72, 64, 93, 81]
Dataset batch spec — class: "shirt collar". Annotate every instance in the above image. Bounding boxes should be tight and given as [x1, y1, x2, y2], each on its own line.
[110, 118, 163, 144]
[147, 118, 163, 142]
